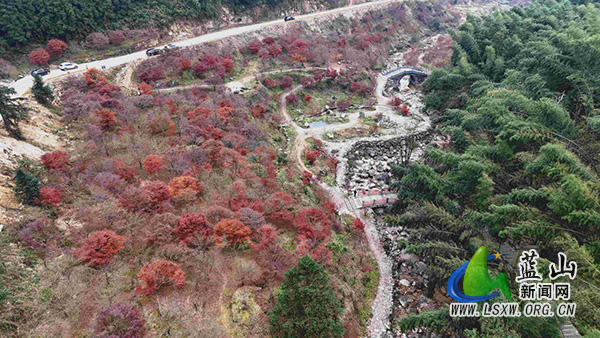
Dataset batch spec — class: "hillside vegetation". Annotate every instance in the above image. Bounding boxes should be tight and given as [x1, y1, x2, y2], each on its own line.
[390, 0, 600, 336]
[0, 2, 463, 336]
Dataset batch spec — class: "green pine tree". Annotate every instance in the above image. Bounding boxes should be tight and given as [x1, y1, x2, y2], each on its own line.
[0, 85, 28, 139]
[31, 74, 54, 104]
[13, 168, 40, 205]
[269, 256, 344, 338]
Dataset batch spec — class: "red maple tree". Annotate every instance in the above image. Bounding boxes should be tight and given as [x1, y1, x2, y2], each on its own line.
[169, 176, 202, 198]
[294, 208, 331, 241]
[302, 170, 313, 185]
[401, 104, 410, 116]
[174, 213, 212, 245]
[174, 57, 191, 72]
[325, 68, 338, 79]
[250, 104, 266, 118]
[251, 225, 277, 251]
[352, 218, 365, 233]
[220, 58, 234, 72]
[28, 48, 50, 65]
[45, 39, 68, 57]
[93, 108, 118, 131]
[39, 186, 62, 206]
[248, 39, 262, 54]
[305, 150, 319, 163]
[213, 219, 252, 246]
[74, 230, 128, 267]
[85, 68, 107, 88]
[136, 260, 186, 295]
[41, 151, 70, 172]
[279, 75, 293, 89]
[142, 154, 165, 175]
[138, 82, 154, 95]
[141, 181, 171, 207]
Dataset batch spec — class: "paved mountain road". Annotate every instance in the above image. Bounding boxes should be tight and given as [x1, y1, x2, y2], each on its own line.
[8, 0, 399, 98]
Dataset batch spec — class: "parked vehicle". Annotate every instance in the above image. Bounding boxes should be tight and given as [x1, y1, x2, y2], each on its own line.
[146, 48, 162, 56]
[31, 68, 50, 77]
[284, 16, 295, 22]
[163, 44, 177, 51]
[59, 62, 78, 71]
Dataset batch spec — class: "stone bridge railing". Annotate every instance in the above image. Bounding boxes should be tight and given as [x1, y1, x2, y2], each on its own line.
[345, 189, 398, 210]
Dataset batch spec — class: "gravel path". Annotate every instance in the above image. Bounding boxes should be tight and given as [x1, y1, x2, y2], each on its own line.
[278, 68, 430, 337]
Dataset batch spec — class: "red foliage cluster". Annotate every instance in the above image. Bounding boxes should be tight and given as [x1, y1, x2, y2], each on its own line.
[391, 97, 403, 107]
[74, 230, 128, 267]
[39, 186, 62, 206]
[46, 39, 68, 57]
[250, 104, 266, 118]
[142, 154, 165, 175]
[28, 48, 50, 65]
[352, 218, 365, 233]
[107, 30, 126, 44]
[302, 170, 313, 185]
[138, 82, 154, 95]
[294, 208, 332, 265]
[264, 192, 295, 229]
[174, 57, 191, 73]
[118, 181, 171, 213]
[251, 225, 277, 252]
[292, 53, 307, 64]
[260, 36, 274, 44]
[325, 68, 338, 79]
[248, 39, 262, 54]
[148, 115, 175, 136]
[98, 84, 121, 96]
[85, 69, 107, 88]
[220, 58, 234, 72]
[93, 108, 118, 131]
[336, 99, 351, 111]
[213, 219, 252, 246]
[41, 151, 70, 172]
[137, 62, 164, 82]
[305, 149, 319, 163]
[327, 157, 339, 172]
[264, 78, 276, 87]
[303, 94, 312, 102]
[169, 176, 202, 198]
[136, 259, 186, 294]
[114, 161, 136, 182]
[295, 208, 331, 241]
[351, 81, 370, 95]
[313, 70, 323, 82]
[401, 104, 410, 116]
[285, 93, 296, 103]
[301, 77, 315, 88]
[174, 213, 212, 245]
[143, 181, 171, 206]
[279, 75, 293, 89]
[321, 200, 336, 215]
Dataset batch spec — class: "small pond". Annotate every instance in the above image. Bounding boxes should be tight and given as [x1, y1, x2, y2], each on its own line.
[308, 120, 329, 128]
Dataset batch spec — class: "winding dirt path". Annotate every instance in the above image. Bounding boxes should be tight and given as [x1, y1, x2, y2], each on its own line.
[277, 68, 430, 337]
[148, 65, 427, 337]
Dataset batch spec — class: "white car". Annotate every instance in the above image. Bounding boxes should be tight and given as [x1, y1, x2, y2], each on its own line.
[59, 62, 78, 71]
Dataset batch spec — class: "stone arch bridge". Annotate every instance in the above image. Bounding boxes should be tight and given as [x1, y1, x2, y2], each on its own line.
[383, 66, 430, 89]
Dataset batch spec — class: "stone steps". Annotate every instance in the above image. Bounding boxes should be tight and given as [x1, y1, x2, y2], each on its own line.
[561, 323, 581, 338]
